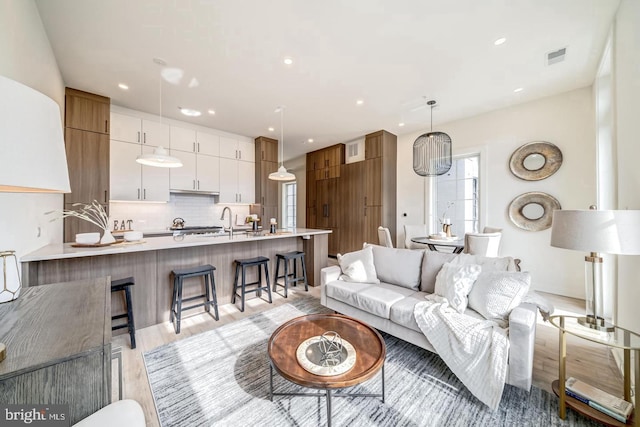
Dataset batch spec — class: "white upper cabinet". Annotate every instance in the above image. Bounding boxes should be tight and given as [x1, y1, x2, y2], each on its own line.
[169, 150, 219, 193]
[218, 157, 254, 203]
[169, 150, 198, 191]
[219, 136, 255, 162]
[196, 154, 220, 193]
[110, 140, 170, 202]
[196, 132, 220, 156]
[111, 112, 169, 147]
[170, 126, 196, 153]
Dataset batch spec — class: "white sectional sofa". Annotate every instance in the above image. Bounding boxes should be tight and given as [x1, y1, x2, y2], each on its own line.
[320, 244, 538, 391]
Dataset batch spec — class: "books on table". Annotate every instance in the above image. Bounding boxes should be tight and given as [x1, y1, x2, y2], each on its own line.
[565, 377, 633, 423]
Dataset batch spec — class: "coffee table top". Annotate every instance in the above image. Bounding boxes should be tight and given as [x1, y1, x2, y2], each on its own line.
[268, 313, 386, 389]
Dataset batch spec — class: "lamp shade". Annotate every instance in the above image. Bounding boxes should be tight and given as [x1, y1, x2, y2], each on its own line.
[551, 209, 640, 255]
[136, 146, 183, 168]
[0, 75, 70, 192]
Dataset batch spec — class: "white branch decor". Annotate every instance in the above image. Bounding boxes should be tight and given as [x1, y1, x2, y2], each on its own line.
[46, 200, 110, 231]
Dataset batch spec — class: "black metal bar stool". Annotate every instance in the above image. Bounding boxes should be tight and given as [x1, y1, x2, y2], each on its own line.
[272, 251, 309, 298]
[111, 277, 136, 349]
[170, 264, 219, 334]
[232, 256, 272, 312]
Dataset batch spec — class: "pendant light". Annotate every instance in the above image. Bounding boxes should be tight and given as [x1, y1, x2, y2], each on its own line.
[269, 106, 296, 181]
[412, 100, 452, 176]
[136, 64, 182, 168]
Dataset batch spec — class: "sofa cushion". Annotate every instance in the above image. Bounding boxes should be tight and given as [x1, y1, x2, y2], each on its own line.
[352, 282, 415, 319]
[325, 280, 373, 306]
[389, 291, 429, 332]
[337, 245, 379, 284]
[434, 262, 482, 313]
[468, 271, 531, 325]
[453, 253, 519, 272]
[420, 251, 458, 293]
[367, 244, 423, 290]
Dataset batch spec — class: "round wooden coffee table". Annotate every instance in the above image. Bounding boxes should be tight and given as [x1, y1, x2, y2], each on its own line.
[268, 313, 386, 427]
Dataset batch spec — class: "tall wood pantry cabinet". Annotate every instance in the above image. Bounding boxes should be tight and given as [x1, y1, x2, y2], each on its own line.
[254, 136, 279, 225]
[306, 144, 345, 256]
[63, 88, 110, 242]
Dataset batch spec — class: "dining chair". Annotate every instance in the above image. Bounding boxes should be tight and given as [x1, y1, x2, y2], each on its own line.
[483, 226, 503, 233]
[377, 226, 394, 248]
[404, 224, 429, 249]
[463, 232, 502, 257]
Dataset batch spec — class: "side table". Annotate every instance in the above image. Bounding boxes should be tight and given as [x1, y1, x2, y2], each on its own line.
[549, 315, 639, 426]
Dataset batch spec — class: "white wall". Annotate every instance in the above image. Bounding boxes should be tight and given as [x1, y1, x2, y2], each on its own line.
[614, 0, 640, 332]
[0, 1, 66, 273]
[397, 88, 596, 298]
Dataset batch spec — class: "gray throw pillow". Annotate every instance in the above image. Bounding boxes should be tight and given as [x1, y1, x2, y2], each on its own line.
[420, 251, 458, 293]
[367, 244, 423, 290]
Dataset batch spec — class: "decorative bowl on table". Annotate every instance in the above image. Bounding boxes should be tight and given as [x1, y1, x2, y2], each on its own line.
[429, 234, 458, 241]
[123, 231, 143, 242]
[75, 232, 100, 245]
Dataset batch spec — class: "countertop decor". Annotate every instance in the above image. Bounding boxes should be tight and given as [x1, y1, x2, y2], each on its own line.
[46, 200, 115, 244]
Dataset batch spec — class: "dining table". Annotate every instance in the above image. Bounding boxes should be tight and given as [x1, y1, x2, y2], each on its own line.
[411, 236, 465, 253]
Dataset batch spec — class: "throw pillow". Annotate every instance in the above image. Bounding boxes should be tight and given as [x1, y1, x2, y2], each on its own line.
[420, 251, 458, 293]
[365, 244, 423, 290]
[433, 262, 482, 313]
[468, 271, 531, 324]
[337, 245, 380, 284]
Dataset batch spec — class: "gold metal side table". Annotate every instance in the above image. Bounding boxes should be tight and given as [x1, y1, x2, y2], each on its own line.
[549, 315, 639, 426]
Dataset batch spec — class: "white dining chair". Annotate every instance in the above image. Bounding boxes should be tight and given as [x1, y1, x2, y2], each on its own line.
[377, 226, 394, 248]
[404, 224, 429, 249]
[483, 226, 503, 234]
[463, 232, 502, 257]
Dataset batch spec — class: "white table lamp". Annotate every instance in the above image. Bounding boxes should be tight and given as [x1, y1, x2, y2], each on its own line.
[551, 207, 640, 331]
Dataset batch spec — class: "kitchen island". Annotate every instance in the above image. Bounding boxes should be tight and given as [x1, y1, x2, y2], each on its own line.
[22, 228, 330, 330]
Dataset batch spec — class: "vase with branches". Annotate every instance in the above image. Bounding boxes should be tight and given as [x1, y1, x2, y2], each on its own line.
[46, 200, 114, 244]
[438, 201, 454, 236]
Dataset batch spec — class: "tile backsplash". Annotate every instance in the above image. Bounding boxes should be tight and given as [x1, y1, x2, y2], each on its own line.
[109, 193, 251, 231]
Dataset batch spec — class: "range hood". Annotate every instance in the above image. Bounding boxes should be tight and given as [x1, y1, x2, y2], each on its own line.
[170, 189, 220, 196]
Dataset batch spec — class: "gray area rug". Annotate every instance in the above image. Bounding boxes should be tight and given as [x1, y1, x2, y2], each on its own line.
[144, 296, 597, 426]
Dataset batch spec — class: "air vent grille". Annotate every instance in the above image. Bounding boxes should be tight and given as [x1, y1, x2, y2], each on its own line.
[547, 47, 567, 66]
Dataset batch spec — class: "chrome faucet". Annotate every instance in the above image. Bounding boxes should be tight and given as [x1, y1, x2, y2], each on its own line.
[220, 206, 233, 237]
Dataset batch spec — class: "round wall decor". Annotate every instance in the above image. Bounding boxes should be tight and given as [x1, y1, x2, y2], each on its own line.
[508, 192, 561, 231]
[509, 141, 563, 181]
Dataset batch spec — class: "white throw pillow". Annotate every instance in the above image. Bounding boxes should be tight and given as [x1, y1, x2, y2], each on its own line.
[337, 245, 380, 284]
[468, 271, 531, 324]
[433, 262, 481, 313]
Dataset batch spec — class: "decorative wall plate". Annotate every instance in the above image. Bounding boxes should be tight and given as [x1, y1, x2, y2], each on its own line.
[508, 192, 561, 231]
[509, 141, 563, 181]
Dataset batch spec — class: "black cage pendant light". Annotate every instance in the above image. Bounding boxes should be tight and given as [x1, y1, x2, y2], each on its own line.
[412, 100, 452, 176]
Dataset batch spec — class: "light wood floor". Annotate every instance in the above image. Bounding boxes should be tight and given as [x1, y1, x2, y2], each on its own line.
[113, 284, 623, 427]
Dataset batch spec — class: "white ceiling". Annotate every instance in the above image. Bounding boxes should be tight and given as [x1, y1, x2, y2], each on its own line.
[35, 0, 619, 161]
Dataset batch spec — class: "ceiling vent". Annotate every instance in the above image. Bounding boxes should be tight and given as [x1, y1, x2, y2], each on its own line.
[546, 47, 567, 66]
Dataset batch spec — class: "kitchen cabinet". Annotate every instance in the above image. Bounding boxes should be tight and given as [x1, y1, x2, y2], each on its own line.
[110, 140, 170, 201]
[219, 157, 254, 203]
[219, 136, 255, 162]
[169, 150, 220, 193]
[63, 88, 111, 242]
[110, 112, 169, 147]
[309, 144, 344, 180]
[254, 136, 279, 224]
[65, 88, 110, 134]
[169, 126, 220, 156]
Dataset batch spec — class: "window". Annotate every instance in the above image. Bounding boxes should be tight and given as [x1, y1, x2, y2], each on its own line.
[283, 182, 297, 228]
[434, 154, 479, 235]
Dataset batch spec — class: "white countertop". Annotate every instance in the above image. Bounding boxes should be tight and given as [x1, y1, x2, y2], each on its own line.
[22, 228, 331, 262]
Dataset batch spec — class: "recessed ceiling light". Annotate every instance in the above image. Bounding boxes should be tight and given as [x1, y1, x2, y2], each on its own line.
[307, 138, 314, 143]
[398, 122, 405, 127]
[268, 127, 275, 132]
[118, 83, 129, 90]
[179, 107, 201, 117]
[283, 57, 293, 65]
[513, 87, 523, 93]
[207, 109, 216, 115]
[494, 37, 507, 46]
[356, 99, 364, 106]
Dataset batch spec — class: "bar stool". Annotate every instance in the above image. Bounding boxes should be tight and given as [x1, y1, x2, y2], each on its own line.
[273, 251, 309, 298]
[111, 277, 136, 349]
[170, 264, 219, 334]
[232, 256, 272, 312]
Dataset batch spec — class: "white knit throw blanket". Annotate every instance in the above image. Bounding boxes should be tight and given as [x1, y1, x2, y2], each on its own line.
[414, 297, 509, 410]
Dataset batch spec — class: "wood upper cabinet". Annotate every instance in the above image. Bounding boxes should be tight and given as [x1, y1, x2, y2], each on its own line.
[307, 144, 345, 180]
[65, 88, 110, 134]
[254, 136, 279, 224]
[64, 128, 109, 205]
[255, 136, 279, 162]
